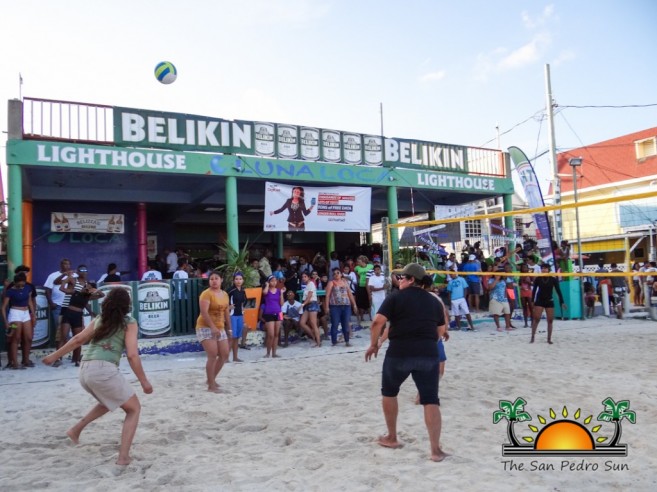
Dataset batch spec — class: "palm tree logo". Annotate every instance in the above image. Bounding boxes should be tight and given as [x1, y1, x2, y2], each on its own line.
[493, 397, 636, 457]
[597, 397, 636, 448]
[493, 397, 531, 447]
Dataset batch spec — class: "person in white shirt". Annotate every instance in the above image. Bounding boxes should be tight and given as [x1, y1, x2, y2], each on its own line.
[141, 261, 163, 281]
[165, 249, 178, 279]
[367, 264, 389, 319]
[281, 290, 304, 346]
[172, 258, 189, 300]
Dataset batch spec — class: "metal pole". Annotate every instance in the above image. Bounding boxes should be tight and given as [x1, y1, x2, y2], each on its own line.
[573, 165, 585, 320]
[545, 64, 561, 244]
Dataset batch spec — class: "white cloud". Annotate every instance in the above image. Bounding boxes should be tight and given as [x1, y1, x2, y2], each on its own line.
[498, 33, 551, 70]
[419, 70, 446, 83]
[552, 49, 576, 66]
[521, 4, 556, 29]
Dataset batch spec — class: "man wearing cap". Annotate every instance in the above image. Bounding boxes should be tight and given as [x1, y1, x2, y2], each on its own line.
[462, 254, 482, 312]
[365, 263, 448, 462]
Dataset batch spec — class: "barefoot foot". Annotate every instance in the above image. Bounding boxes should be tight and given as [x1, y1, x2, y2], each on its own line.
[430, 450, 450, 462]
[116, 456, 132, 466]
[377, 435, 403, 449]
[66, 428, 81, 445]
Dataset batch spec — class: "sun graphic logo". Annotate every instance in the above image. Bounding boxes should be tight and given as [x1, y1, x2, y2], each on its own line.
[493, 397, 636, 457]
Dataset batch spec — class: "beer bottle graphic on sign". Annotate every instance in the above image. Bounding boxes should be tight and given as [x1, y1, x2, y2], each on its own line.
[107, 216, 115, 232]
[114, 216, 123, 233]
[53, 214, 62, 232]
[61, 215, 71, 231]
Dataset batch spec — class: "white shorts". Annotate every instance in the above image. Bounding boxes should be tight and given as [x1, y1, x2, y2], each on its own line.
[196, 327, 228, 343]
[79, 360, 135, 411]
[489, 299, 511, 316]
[8, 309, 31, 323]
[450, 298, 470, 316]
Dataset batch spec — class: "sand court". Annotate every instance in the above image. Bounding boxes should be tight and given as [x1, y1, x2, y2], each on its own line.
[1, 317, 656, 491]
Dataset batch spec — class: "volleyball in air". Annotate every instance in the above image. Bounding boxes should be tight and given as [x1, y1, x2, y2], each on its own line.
[154, 61, 177, 84]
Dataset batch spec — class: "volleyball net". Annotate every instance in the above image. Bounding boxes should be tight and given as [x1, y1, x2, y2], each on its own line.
[385, 190, 657, 284]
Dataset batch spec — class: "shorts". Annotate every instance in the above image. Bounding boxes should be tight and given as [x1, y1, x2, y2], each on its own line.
[585, 295, 596, 308]
[8, 309, 31, 323]
[534, 299, 554, 309]
[196, 327, 228, 343]
[305, 301, 320, 313]
[61, 308, 84, 328]
[450, 298, 470, 316]
[230, 315, 244, 338]
[437, 339, 447, 363]
[381, 355, 440, 405]
[489, 299, 511, 316]
[355, 286, 370, 310]
[262, 313, 280, 323]
[79, 360, 135, 411]
[466, 281, 482, 295]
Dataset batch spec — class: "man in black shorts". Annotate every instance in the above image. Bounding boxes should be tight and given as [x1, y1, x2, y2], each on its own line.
[365, 263, 448, 462]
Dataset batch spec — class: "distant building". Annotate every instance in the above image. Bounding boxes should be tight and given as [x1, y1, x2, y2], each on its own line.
[556, 127, 657, 267]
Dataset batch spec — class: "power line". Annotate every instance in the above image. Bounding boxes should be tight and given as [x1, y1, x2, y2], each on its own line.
[559, 103, 657, 109]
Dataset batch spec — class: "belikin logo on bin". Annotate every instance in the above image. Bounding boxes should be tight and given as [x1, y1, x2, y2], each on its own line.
[493, 397, 635, 472]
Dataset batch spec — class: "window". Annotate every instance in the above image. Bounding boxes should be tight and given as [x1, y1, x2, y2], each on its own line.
[635, 137, 657, 160]
[464, 219, 482, 238]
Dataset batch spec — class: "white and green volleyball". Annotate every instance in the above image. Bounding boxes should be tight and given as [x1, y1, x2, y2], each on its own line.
[154, 61, 177, 84]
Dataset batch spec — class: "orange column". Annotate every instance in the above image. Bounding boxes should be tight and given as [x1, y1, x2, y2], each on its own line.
[22, 201, 33, 282]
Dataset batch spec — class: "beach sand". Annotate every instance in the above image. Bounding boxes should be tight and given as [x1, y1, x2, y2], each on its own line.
[2, 316, 657, 491]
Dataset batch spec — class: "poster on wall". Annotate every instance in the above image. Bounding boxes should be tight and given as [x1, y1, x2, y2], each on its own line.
[51, 213, 125, 234]
[137, 281, 171, 337]
[32, 288, 50, 348]
[263, 182, 371, 232]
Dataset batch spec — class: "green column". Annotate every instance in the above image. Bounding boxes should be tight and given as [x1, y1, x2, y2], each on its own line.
[326, 231, 335, 256]
[7, 163, 23, 273]
[225, 176, 239, 254]
[276, 232, 284, 258]
[387, 186, 399, 254]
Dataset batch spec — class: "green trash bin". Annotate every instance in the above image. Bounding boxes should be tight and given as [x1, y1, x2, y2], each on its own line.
[553, 279, 583, 319]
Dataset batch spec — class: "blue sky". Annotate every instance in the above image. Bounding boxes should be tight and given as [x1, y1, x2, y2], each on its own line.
[1, 0, 656, 198]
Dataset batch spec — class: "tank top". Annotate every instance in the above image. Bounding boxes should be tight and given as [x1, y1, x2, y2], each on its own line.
[262, 288, 282, 315]
[83, 315, 134, 366]
[328, 280, 350, 306]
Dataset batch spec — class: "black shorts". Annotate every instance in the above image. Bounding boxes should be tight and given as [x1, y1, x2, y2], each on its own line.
[381, 355, 440, 405]
[61, 308, 84, 328]
[534, 300, 554, 309]
[355, 286, 370, 310]
[262, 314, 279, 323]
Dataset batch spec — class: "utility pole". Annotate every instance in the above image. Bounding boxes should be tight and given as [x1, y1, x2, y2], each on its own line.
[545, 64, 561, 244]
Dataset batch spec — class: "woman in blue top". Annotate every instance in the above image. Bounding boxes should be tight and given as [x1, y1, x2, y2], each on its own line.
[43, 288, 152, 466]
[2, 273, 35, 369]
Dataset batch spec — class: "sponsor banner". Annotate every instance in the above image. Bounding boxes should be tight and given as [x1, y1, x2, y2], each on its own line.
[508, 146, 556, 268]
[137, 281, 171, 337]
[363, 135, 383, 166]
[51, 212, 124, 234]
[97, 283, 136, 318]
[321, 129, 342, 163]
[431, 204, 477, 242]
[264, 181, 371, 232]
[112, 107, 502, 173]
[342, 133, 362, 165]
[12, 141, 514, 193]
[32, 288, 50, 348]
[299, 127, 320, 161]
[277, 124, 298, 159]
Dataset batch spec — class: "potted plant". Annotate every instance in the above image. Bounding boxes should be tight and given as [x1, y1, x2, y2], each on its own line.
[215, 241, 262, 331]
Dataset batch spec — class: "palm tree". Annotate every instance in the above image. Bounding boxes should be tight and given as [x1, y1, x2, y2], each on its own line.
[215, 240, 260, 289]
[597, 397, 636, 447]
[493, 397, 532, 446]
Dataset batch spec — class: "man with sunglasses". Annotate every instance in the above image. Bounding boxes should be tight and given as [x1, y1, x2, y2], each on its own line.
[365, 263, 448, 462]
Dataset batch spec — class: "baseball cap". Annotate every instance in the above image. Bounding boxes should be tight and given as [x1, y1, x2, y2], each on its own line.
[469, 254, 476, 261]
[400, 263, 426, 281]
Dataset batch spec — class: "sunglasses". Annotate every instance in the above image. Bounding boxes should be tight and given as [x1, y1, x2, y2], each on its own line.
[78, 268, 88, 272]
